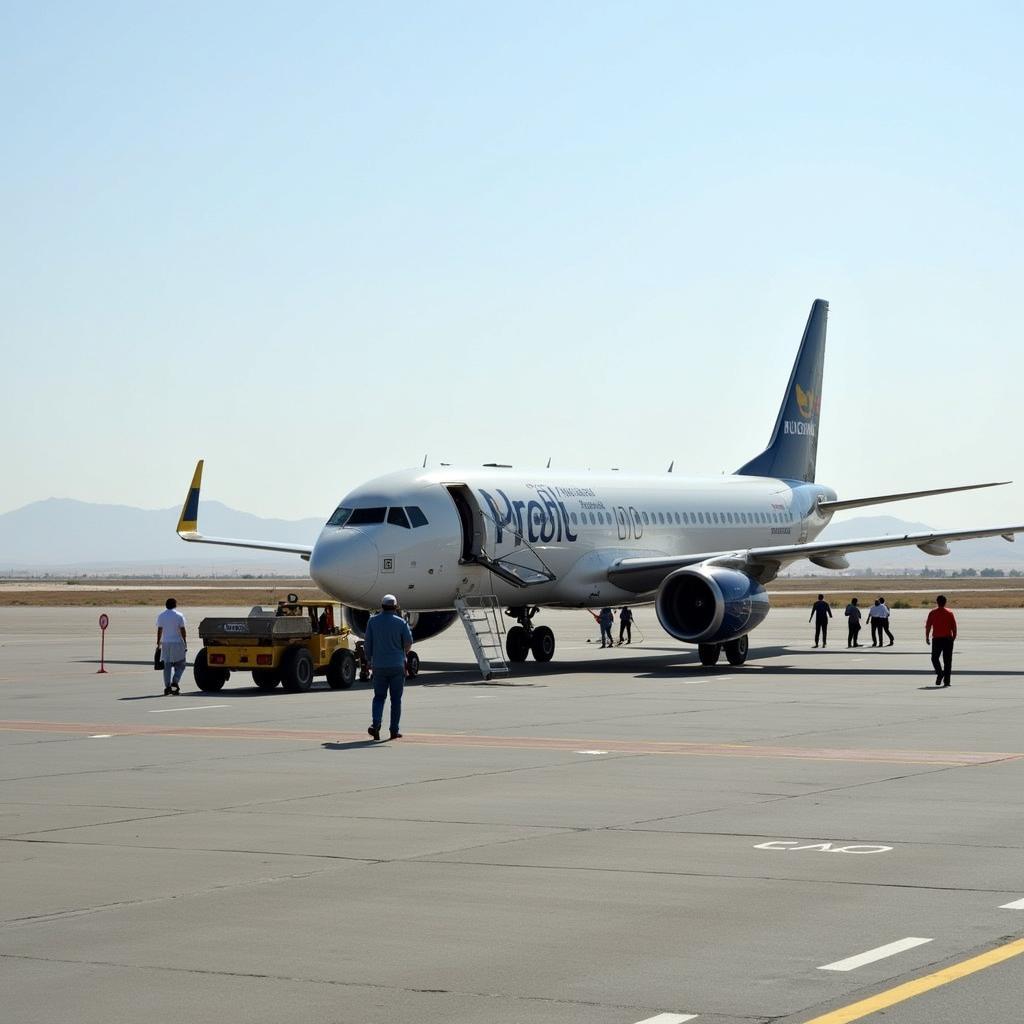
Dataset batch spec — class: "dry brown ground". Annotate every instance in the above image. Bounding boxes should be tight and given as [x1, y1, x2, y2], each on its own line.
[2, 577, 1023, 609]
[768, 576, 1024, 609]
[0, 580, 328, 608]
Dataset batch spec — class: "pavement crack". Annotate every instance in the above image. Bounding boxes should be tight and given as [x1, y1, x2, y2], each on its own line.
[0, 952, 672, 1013]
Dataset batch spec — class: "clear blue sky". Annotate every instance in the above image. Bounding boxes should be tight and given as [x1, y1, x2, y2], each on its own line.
[3, 2, 1021, 528]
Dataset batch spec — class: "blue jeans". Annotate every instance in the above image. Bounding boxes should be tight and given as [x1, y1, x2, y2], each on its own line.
[371, 668, 404, 732]
[162, 643, 187, 688]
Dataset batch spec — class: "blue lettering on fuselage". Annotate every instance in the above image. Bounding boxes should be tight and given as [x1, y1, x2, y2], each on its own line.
[480, 487, 578, 546]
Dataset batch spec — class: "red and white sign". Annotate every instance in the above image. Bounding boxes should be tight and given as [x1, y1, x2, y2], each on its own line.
[97, 613, 110, 673]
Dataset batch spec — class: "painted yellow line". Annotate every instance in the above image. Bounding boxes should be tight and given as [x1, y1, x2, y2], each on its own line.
[804, 936, 1024, 1023]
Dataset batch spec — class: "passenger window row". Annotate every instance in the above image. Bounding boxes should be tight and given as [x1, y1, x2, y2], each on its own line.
[566, 509, 796, 528]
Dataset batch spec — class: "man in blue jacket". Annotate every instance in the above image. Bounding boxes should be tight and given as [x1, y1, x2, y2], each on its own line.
[364, 594, 414, 740]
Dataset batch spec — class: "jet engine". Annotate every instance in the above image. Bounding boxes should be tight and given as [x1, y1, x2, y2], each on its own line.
[655, 566, 770, 644]
[342, 607, 458, 642]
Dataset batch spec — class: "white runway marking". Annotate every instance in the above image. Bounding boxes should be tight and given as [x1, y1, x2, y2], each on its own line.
[575, 750, 609, 755]
[1000, 897, 1024, 909]
[819, 937, 932, 972]
[89, 734, 113, 738]
[632, 1014, 698, 1024]
[148, 705, 228, 713]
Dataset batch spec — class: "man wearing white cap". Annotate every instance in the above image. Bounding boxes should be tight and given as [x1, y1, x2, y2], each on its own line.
[363, 594, 414, 740]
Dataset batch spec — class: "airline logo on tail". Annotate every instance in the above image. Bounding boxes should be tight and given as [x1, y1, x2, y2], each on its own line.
[784, 382, 818, 436]
[795, 382, 818, 419]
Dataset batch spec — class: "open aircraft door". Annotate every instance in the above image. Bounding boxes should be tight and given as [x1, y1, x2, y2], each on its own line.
[445, 484, 487, 562]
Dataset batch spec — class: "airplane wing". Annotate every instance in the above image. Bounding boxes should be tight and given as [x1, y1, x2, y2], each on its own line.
[816, 480, 1009, 514]
[607, 524, 1024, 593]
[176, 460, 314, 559]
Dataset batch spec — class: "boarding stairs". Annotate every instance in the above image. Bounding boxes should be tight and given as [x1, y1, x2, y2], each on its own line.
[454, 596, 509, 681]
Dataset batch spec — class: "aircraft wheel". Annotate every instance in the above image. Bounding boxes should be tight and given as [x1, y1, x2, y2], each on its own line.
[326, 650, 356, 690]
[724, 635, 749, 666]
[698, 643, 721, 667]
[281, 647, 315, 692]
[252, 669, 280, 690]
[194, 648, 228, 691]
[406, 650, 420, 678]
[530, 626, 555, 663]
[506, 626, 530, 662]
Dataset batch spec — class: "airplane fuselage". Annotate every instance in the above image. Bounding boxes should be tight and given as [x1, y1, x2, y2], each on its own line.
[308, 467, 838, 611]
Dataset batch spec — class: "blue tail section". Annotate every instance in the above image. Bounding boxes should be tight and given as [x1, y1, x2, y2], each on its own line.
[736, 299, 828, 483]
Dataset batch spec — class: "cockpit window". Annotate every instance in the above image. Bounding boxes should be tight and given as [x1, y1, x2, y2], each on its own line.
[347, 507, 387, 526]
[327, 506, 352, 527]
[406, 506, 428, 528]
[387, 506, 410, 529]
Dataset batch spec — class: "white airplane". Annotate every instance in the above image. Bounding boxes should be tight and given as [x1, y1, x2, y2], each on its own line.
[176, 300, 1020, 668]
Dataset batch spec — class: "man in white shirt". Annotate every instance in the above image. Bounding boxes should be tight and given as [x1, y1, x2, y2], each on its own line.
[866, 599, 884, 646]
[876, 596, 894, 646]
[156, 598, 187, 695]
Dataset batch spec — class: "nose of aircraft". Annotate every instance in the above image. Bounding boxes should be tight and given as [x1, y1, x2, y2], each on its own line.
[309, 529, 380, 605]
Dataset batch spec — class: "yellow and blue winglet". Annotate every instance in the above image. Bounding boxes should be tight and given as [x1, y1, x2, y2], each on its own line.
[174, 460, 313, 557]
[177, 459, 204, 535]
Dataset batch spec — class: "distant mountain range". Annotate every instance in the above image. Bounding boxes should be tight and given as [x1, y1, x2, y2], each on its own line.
[0, 501, 1020, 573]
[0, 499, 323, 571]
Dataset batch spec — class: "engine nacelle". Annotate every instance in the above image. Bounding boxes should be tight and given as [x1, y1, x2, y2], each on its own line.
[342, 607, 458, 643]
[656, 566, 770, 644]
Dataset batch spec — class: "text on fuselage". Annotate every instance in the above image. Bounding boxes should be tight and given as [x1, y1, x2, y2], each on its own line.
[480, 487, 578, 546]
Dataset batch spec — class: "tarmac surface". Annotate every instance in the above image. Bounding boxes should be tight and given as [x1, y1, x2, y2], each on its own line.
[2, 604, 1024, 1024]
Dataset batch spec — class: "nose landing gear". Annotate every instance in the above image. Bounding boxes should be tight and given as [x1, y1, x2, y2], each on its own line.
[505, 606, 556, 663]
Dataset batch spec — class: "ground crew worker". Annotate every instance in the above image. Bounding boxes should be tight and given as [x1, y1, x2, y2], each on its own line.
[809, 594, 832, 647]
[867, 599, 884, 646]
[876, 597, 894, 646]
[845, 597, 863, 647]
[925, 594, 957, 687]
[598, 607, 614, 648]
[618, 606, 634, 645]
[364, 594, 414, 739]
[155, 597, 187, 695]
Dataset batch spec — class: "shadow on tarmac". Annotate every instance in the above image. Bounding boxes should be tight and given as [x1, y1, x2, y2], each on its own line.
[78, 659, 154, 666]
[111, 644, 1023, 699]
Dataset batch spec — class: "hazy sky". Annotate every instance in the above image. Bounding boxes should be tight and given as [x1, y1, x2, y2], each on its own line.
[3, 2, 1021, 529]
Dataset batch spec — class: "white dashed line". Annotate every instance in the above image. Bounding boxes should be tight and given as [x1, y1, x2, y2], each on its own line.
[632, 1014, 698, 1024]
[819, 937, 932, 971]
[575, 750, 609, 755]
[89, 734, 113, 738]
[148, 705, 229, 713]
[1000, 897, 1024, 909]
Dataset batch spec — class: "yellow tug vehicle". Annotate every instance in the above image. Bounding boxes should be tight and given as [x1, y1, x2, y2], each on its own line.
[194, 595, 359, 693]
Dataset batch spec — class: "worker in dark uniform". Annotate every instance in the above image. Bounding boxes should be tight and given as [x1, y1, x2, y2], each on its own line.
[845, 597, 863, 647]
[598, 607, 614, 648]
[808, 594, 832, 648]
[364, 594, 414, 739]
[617, 606, 634, 645]
[925, 594, 957, 687]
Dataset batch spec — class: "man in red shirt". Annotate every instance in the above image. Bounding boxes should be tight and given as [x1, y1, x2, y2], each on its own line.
[925, 595, 957, 687]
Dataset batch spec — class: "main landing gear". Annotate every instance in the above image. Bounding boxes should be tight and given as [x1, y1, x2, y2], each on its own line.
[698, 635, 749, 667]
[505, 606, 555, 663]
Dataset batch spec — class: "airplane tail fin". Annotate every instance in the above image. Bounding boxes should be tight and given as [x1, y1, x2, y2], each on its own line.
[736, 299, 828, 483]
